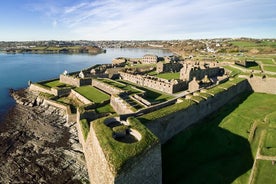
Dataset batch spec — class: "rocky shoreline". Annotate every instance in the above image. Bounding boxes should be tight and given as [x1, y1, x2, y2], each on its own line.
[0, 89, 89, 183]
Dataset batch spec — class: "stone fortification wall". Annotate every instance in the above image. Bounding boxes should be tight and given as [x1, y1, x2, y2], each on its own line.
[120, 98, 177, 120]
[76, 118, 162, 184]
[180, 64, 223, 81]
[110, 95, 135, 114]
[51, 87, 71, 97]
[29, 84, 54, 95]
[115, 143, 162, 184]
[119, 72, 186, 94]
[156, 62, 183, 73]
[133, 94, 152, 106]
[30, 84, 72, 97]
[60, 74, 92, 87]
[145, 79, 251, 143]
[77, 122, 115, 184]
[92, 79, 123, 95]
[42, 99, 75, 123]
[241, 76, 276, 94]
[70, 89, 92, 104]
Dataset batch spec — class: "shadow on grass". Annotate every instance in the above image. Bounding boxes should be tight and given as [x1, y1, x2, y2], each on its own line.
[162, 92, 254, 184]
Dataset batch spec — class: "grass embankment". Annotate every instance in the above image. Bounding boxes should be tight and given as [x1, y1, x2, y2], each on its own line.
[98, 78, 141, 94]
[39, 79, 72, 88]
[117, 80, 173, 102]
[162, 93, 276, 184]
[154, 72, 180, 80]
[138, 99, 194, 123]
[93, 117, 158, 175]
[75, 86, 110, 103]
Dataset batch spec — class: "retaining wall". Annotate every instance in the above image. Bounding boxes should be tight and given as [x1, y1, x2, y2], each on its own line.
[110, 95, 135, 114]
[60, 74, 92, 87]
[241, 76, 276, 94]
[145, 79, 252, 143]
[29, 84, 54, 95]
[92, 79, 123, 95]
[70, 89, 92, 104]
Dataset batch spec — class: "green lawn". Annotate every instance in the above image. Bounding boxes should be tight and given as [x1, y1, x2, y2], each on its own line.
[223, 65, 242, 77]
[230, 40, 276, 48]
[95, 104, 115, 114]
[252, 160, 276, 184]
[99, 78, 141, 94]
[162, 93, 276, 184]
[93, 117, 158, 174]
[138, 99, 194, 123]
[154, 72, 180, 80]
[40, 79, 68, 88]
[75, 86, 110, 103]
[264, 65, 276, 72]
[257, 58, 275, 65]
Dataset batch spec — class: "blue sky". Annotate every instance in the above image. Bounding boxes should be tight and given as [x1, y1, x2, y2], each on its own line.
[0, 0, 275, 41]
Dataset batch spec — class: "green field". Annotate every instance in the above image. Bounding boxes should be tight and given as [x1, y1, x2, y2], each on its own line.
[154, 72, 180, 80]
[252, 160, 276, 184]
[263, 65, 276, 72]
[75, 86, 110, 103]
[162, 93, 276, 183]
[40, 79, 69, 88]
[230, 41, 276, 48]
[98, 78, 141, 94]
[257, 58, 275, 65]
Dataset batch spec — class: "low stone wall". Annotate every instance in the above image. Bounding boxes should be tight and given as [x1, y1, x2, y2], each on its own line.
[92, 79, 123, 95]
[42, 99, 76, 123]
[133, 94, 151, 106]
[51, 87, 71, 97]
[70, 89, 92, 104]
[110, 95, 135, 114]
[60, 74, 92, 87]
[145, 79, 251, 143]
[29, 84, 54, 95]
[241, 75, 276, 94]
[119, 72, 186, 94]
[30, 84, 73, 97]
[77, 122, 115, 184]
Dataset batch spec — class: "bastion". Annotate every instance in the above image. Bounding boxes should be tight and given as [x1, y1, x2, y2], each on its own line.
[26, 58, 276, 183]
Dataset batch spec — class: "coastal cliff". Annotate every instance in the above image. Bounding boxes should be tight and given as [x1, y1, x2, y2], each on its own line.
[0, 89, 89, 183]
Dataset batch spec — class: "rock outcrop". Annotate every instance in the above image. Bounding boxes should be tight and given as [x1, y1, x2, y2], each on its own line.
[0, 89, 89, 183]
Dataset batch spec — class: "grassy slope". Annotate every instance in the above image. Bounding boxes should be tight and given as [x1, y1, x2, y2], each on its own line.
[162, 93, 276, 184]
[155, 72, 180, 80]
[75, 86, 110, 103]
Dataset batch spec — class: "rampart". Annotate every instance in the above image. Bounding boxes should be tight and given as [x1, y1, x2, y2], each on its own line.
[70, 89, 92, 104]
[92, 79, 124, 95]
[29, 84, 54, 95]
[241, 75, 276, 95]
[110, 95, 135, 114]
[60, 74, 92, 87]
[144, 79, 252, 143]
[76, 117, 162, 184]
[119, 72, 187, 94]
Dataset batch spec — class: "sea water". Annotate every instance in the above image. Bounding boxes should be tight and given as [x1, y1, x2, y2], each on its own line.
[0, 48, 172, 119]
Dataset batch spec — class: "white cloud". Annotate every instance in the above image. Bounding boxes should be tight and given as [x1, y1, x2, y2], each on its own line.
[26, 0, 276, 40]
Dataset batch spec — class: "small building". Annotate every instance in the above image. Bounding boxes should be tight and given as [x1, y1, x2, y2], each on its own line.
[188, 77, 199, 92]
[156, 62, 183, 74]
[112, 57, 127, 66]
[235, 59, 257, 68]
[141, 54, 158, 64]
